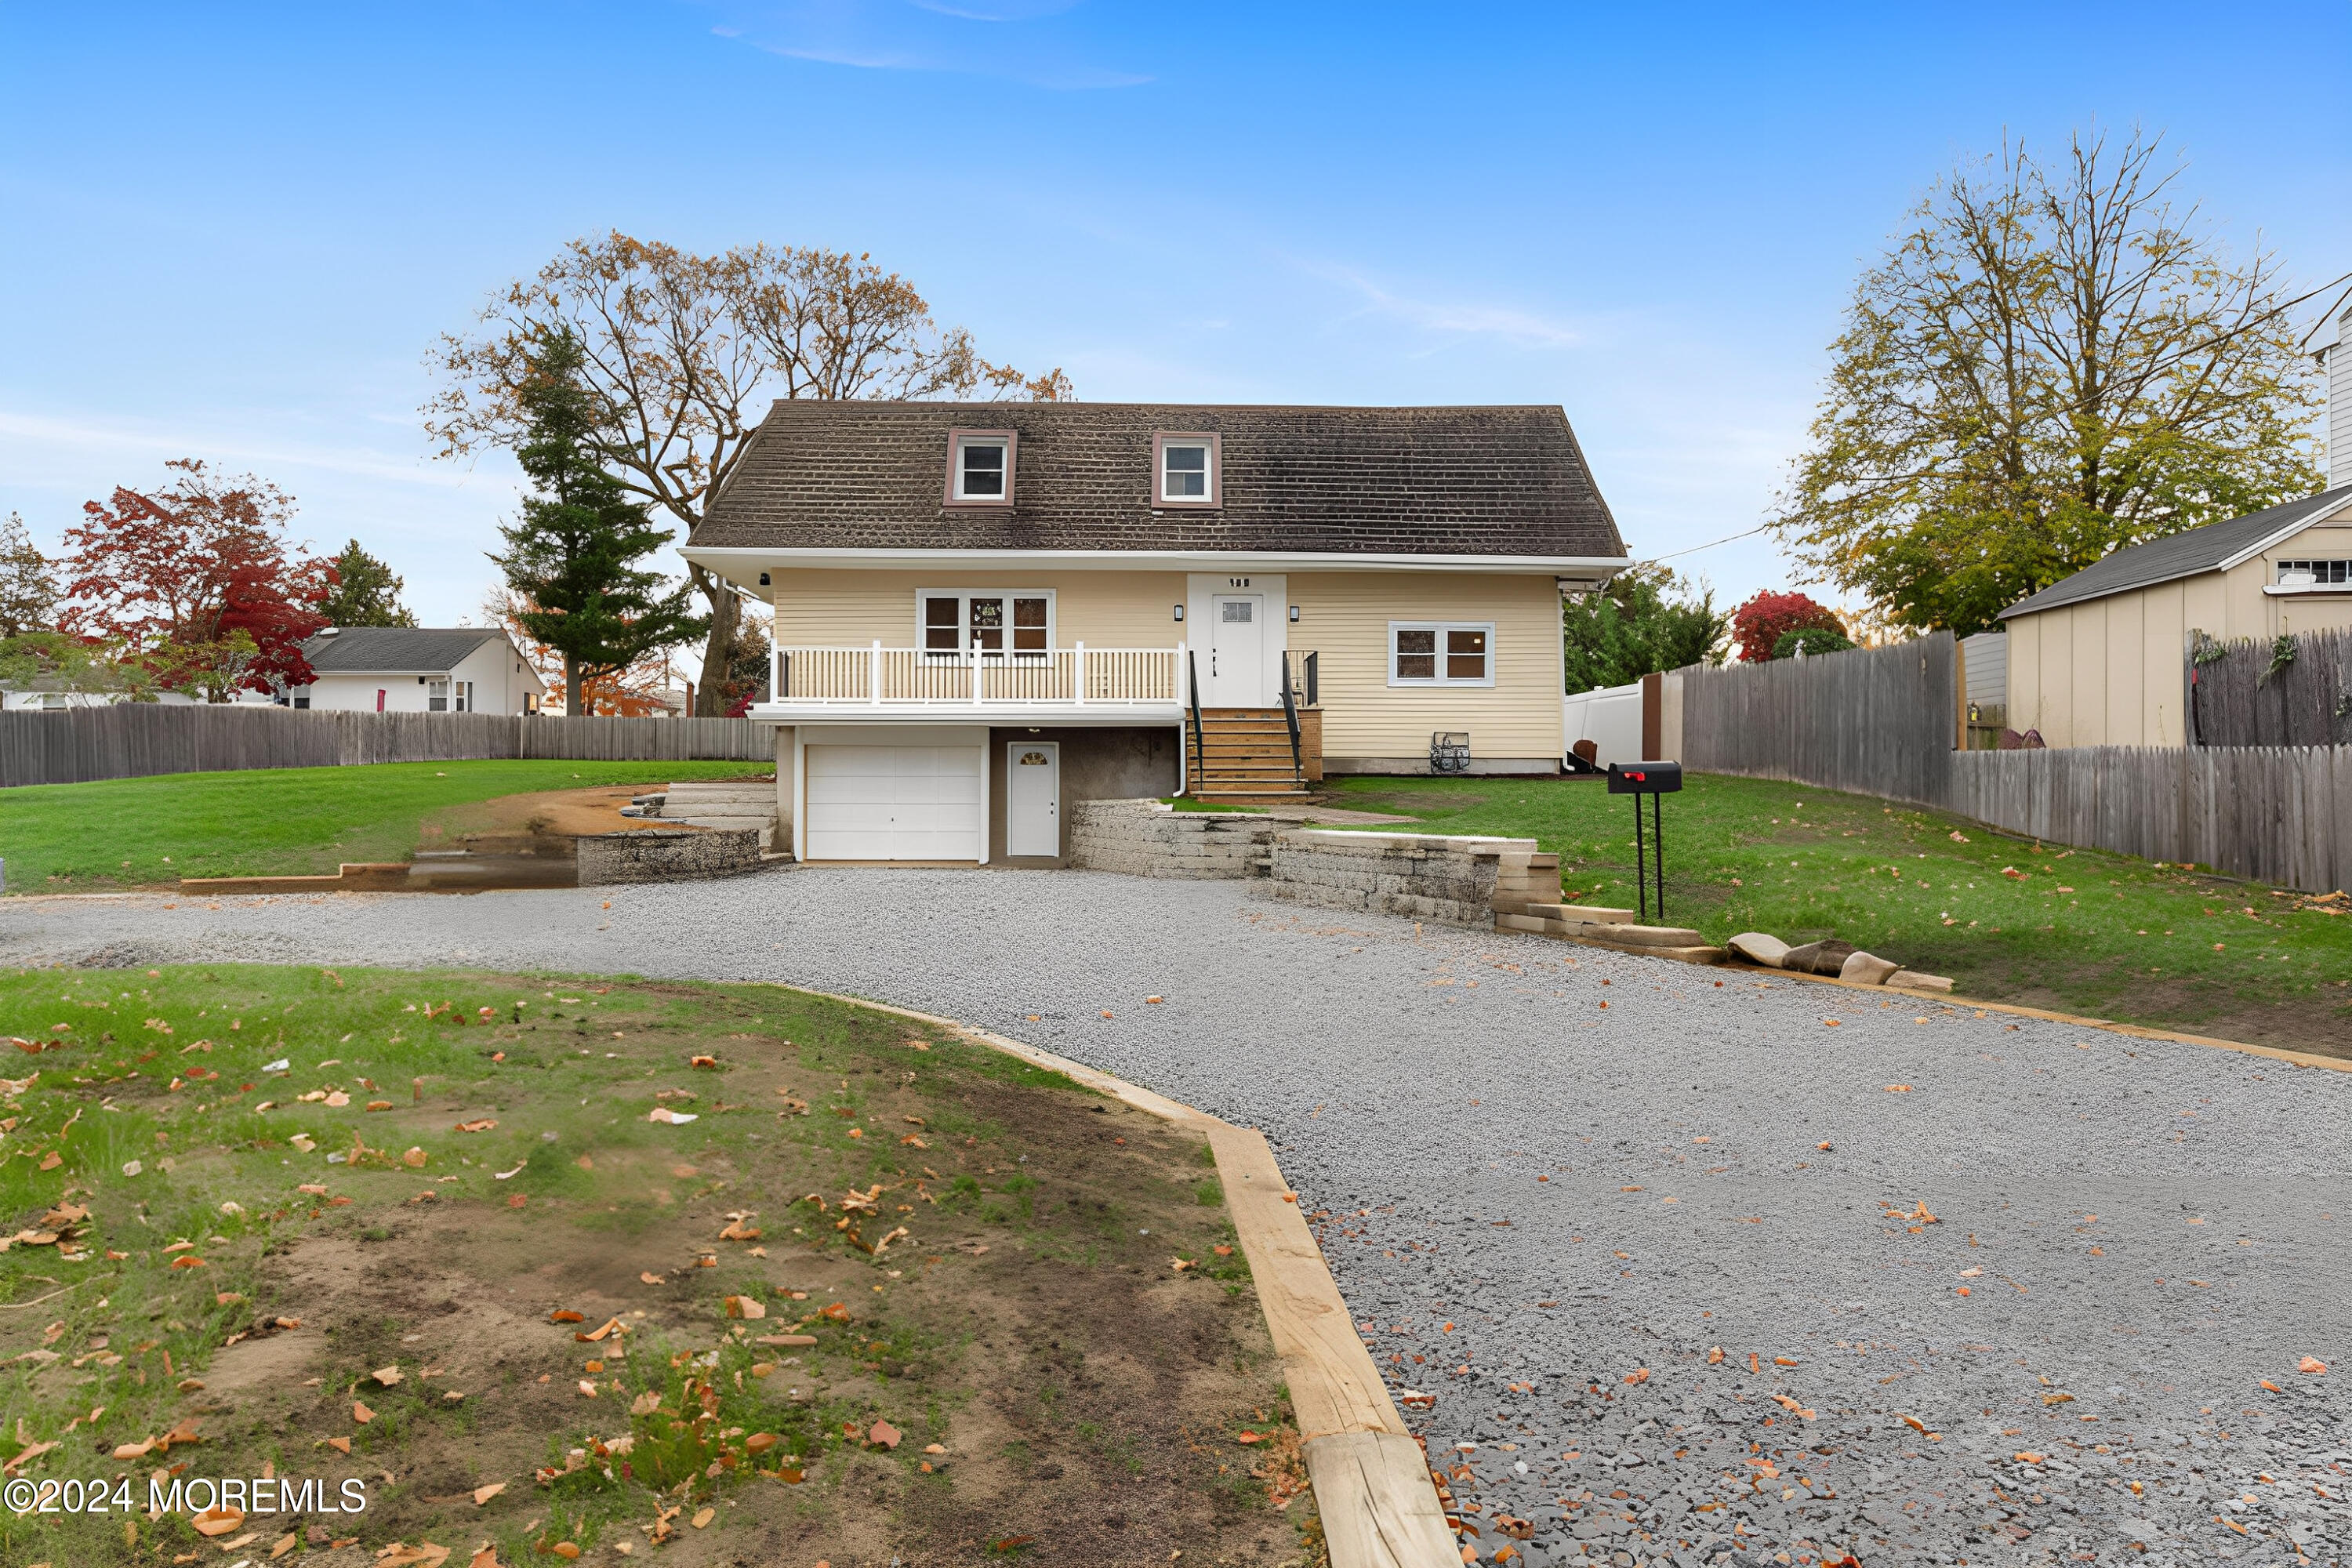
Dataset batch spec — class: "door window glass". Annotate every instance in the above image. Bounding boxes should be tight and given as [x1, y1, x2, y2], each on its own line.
[967, 597, 1005, 654]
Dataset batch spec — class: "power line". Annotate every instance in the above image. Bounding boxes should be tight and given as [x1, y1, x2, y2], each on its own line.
[1637, 522, 1774, 565]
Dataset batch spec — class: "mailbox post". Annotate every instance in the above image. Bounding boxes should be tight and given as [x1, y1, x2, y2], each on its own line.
[1606, 761, 1684, 922]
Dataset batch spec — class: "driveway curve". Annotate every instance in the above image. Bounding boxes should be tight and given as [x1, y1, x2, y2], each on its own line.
[5, 869, 2346, 1566]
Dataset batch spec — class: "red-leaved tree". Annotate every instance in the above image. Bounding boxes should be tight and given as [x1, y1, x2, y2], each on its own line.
[60, 460, 336, 702]
[1730, 590, 1846, 662]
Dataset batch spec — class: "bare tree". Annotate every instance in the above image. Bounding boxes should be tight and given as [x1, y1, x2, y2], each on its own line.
[426, 233, 1070, 713]
[1772, 130, 2328, 635]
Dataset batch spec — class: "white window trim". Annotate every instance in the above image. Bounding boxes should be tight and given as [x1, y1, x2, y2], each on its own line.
[1387, 620, 1496, 688]
[915, 589, 1058, 657]
[1152, 431, 1221, 508]
[1160, 440, 1214, 504]
[949, 434, 1014, 503]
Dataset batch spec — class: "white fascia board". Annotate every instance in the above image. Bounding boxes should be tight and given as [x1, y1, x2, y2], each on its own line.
[686, 546, 1630, 579]
[2216, 492, 2352, 571]
[754, 703, 1185, 727]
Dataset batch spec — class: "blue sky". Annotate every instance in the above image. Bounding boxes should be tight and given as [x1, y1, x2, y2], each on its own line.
[2, 2, 2347, 649]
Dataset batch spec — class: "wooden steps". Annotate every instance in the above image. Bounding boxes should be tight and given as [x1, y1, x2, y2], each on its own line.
[1189, 708, 1311, 800]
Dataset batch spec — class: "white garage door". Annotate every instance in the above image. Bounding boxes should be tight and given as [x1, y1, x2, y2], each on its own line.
[804, 745, 983, 862]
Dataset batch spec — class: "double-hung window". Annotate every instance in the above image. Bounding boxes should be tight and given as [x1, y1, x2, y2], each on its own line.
[945, 430, 1018, 505]
[426, 677, 450, 712]
[919, 591, 1053, 658]
[1152, 433, 1220, 507]
[1388, 622, 1494, 686]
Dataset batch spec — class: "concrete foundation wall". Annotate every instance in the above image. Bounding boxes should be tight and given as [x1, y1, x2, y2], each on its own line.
[579, 828, 764, 886]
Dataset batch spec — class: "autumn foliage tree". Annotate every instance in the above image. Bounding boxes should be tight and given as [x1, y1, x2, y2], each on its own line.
[1772, 130, 2325, 635]
[1730, 590, 1846, 662]
[60, 460, 334, 701]
[426, 232, 1069, 714]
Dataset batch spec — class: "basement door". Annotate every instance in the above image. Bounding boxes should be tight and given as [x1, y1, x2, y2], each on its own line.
[1006, 742, 1061, 857]
[804, 744, 983, 861]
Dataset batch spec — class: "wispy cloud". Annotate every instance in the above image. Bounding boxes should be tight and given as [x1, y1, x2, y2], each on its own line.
[0, 406, 491, 492]
[1294, 259, 1594, 352]
[706, 0, 1149, 89]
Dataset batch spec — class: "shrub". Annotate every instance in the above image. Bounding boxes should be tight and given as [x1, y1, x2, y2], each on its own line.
[1771, 626, 1856, 659]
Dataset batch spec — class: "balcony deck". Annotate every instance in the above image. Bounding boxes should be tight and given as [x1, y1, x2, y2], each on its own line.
[751, 644, 1189, 723]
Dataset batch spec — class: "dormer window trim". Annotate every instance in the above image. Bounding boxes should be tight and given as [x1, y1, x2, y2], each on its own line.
[944, 429, 1018, 508]
[1152, 432, 1221, 510]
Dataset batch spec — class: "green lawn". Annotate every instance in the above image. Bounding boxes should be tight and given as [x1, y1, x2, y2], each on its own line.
[1319, 771, 2352, 1054]
[0, 760, 773, 893]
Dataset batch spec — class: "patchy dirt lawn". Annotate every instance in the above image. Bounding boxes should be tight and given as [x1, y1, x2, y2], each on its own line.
[0, 965, 1318, 1567]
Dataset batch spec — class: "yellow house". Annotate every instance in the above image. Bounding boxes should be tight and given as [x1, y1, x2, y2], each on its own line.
[1997, 484, 2352, 746]
[683, 401, 1629, 864]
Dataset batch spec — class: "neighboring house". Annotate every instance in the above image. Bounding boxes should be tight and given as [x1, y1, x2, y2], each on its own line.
[684, 401, 1629, 865]
[1998, 290, 2352, 749]
[288, 627, 549, 714]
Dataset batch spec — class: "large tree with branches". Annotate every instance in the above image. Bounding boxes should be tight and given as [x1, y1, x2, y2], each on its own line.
[1772, 130, 2328, 636]
[426, 233, 1070, 713]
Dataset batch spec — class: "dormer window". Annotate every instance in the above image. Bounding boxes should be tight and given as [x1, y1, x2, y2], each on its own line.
[945, 430, 1017, 506]
[1152, 433, 1220, 508]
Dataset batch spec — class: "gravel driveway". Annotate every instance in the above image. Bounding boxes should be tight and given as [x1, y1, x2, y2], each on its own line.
[5, 869, 2347, 1566]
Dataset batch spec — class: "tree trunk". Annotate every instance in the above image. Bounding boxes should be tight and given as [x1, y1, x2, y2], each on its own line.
[565, 655, 585, 717]
[689, 563, 739, 717]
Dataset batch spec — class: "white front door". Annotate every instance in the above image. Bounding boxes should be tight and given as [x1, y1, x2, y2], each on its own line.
[1207, 594, 1267, 706]
[804, 744, 983, 861]
[1006, 741, 1060, 857]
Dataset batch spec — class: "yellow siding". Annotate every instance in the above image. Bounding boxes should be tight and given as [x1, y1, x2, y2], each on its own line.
[768, 569, 1185, 648]
[1288, 572, 1563, 759]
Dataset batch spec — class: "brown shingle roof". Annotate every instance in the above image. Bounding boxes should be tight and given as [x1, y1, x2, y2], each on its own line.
[689, 401, 1627, 559]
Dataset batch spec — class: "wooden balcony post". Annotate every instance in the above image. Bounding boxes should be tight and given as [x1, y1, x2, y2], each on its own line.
[871, 641, 882, 706]
[1074, 641, 1086, 706]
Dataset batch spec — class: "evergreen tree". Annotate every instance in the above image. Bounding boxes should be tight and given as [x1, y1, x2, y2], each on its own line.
[1562, 565, 1727, 691]
[489, 329, 705, 716]
[319, 539, 417, 627]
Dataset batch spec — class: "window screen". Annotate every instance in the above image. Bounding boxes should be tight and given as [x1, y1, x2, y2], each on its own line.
[1394, 627, 1436, 681]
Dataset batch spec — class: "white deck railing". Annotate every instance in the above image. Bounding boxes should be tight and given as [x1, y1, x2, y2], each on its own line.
[769, 644, 1187, 707]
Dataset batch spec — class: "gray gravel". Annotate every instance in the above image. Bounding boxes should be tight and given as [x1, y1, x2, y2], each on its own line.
[6, 869, 2349, 1566]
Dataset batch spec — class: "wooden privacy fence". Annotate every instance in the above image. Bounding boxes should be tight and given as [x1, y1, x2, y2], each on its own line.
[1678, 632, 1959, 806]
[1675, 633, 2349, 891]
[0, 706, 773, 789]
[2190, 626, 2352, 749]
[1950, 744, 2350, 895]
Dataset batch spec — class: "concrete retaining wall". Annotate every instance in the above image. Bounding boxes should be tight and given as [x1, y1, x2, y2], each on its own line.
[578, 828, 764, 887]
[1067, 799, 1275, 879]
[1067, 800, 1559, 924]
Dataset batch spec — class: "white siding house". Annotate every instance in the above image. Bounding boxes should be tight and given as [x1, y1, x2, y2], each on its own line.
[290, 628, 547, 714]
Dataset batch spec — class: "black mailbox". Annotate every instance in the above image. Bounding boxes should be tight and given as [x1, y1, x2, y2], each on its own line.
[1606, 761, 1683, 795]
[1606, 761, 1682, 920]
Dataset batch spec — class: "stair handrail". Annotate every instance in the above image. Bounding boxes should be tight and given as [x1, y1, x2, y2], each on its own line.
[1185, 647, 1207, 791]
[1277, 660, 1304, 786]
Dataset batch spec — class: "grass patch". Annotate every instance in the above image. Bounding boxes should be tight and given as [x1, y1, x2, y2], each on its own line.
[1157, 797, 1269, 815]
[1322, 771, 2352, 1052]
[0, 964, 1312, 1563]
[0, 759, 773, 892]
